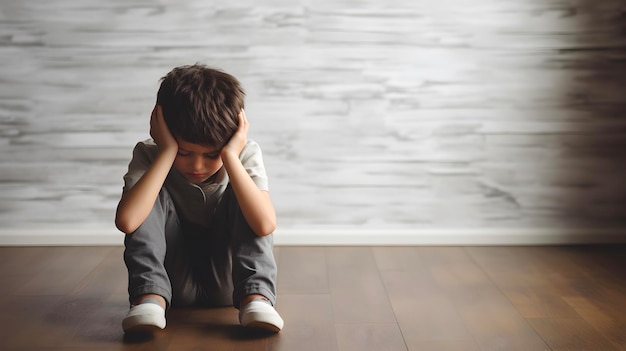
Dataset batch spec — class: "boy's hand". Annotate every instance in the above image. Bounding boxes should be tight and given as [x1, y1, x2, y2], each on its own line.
[221, 109, 249, 158]
[218, 109, 276, 236]
[116, 105, 177, 234]
[150, 105, 178, 153]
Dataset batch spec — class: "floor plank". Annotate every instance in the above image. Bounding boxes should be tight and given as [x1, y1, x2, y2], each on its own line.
[335, 323, 407, 351]
[270, 294, 338, 351]
[528, 318, 620, 351]
[417, 247, 550, 351]
[563, 296, 626, 350]
[373, 247, 479, 349]
[16, 247, 112, 296]
[276, 246, 329, 294]
[70, 247, 127, 297]
[466, 247, 583, 319]
[468, 246, 626, 350]
[326, 247, 397, 324]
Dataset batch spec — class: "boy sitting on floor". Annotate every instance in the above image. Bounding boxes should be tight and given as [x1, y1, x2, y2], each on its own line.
[115, 64, 283, 333]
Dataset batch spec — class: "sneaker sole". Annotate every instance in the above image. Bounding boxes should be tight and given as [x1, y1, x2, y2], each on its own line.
[244, 320, 282, 333]
[123, 322, 164, 334]
[122, 316, 166, 333]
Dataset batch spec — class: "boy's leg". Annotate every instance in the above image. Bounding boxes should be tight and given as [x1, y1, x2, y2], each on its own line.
[123, 188, 179, 309]
[123, 188, 184, 332]
[216, 185, 278, 308]
[219, 185, 283, 331]
[190, 185, 283, 331]
[189, 185, 277, 308]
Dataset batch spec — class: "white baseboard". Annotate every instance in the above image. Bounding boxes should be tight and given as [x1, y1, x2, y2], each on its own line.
[0, 229, 126, 246]
[0, 228, 624, 246]
[277, 228, 626, 245]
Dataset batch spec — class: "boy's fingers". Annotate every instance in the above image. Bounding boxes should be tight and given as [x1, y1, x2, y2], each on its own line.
[238, 110, 247, 128]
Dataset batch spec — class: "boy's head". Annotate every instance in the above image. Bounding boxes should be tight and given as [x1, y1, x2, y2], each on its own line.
[156, 64, 245, 149]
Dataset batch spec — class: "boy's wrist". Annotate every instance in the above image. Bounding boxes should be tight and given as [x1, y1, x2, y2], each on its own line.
[157, 145, 178, 161]
[220, 150, 240, 165]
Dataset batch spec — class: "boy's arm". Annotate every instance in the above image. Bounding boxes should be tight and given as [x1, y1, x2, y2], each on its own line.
[115, 106, 178, 234]
[221, 110, 277, 237]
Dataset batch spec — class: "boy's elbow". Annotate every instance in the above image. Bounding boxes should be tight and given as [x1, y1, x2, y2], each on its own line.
[115, 220, 132, 235]
[115, 215, 138, 235]
[254, 220, 276, 237]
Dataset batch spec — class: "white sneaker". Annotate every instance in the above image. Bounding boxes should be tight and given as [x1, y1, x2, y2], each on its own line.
[239, 300, 284, 332]
[122, 303, 166, 333]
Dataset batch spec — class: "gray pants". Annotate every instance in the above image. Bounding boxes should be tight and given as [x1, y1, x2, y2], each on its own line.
[123, 185, 277, 309]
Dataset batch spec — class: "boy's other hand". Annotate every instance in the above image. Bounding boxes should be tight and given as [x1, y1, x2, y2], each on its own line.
[221, 109, 249, 158]
[150, 105, 178, 154]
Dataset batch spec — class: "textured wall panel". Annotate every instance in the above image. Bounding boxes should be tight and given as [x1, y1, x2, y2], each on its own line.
[0, 0, 625, 240]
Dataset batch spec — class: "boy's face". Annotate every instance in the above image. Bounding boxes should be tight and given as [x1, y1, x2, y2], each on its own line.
[173, 138, 223, 184]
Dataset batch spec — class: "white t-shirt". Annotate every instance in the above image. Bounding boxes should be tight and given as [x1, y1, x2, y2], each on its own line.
[122, 139, 269, 227]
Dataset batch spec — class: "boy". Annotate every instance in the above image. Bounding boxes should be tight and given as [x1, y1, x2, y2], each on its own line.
[115, 64, 283, 333]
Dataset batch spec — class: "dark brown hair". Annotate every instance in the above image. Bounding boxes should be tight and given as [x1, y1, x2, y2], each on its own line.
[156, 64, 245, 148]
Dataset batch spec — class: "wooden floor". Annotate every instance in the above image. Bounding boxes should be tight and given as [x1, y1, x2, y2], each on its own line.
[0, 245, 624, 350]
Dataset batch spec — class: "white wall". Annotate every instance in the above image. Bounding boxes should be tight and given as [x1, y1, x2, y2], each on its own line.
[1, 0, 625, 245]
